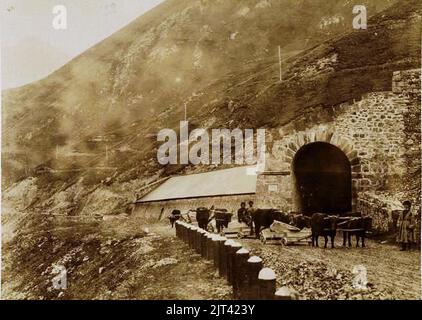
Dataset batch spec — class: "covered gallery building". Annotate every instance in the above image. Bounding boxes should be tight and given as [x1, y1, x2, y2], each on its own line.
[134, 166, 257, 219]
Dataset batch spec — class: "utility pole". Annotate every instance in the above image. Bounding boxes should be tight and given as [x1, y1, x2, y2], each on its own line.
[278, 45, 282, 82]
[105, 144, 108, 165]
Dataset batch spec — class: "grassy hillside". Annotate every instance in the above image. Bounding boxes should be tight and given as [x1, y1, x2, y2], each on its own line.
[0, 0, 420, 217]
[2, 0, 405, 186]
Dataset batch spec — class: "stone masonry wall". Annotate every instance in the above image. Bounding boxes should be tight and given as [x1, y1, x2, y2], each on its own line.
[257, 69, 421, 233]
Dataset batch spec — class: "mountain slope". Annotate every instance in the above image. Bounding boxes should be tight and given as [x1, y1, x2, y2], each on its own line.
[2, 0, 405, 184]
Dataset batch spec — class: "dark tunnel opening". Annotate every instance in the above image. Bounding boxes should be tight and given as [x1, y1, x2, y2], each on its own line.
[293, 142, 352, 215]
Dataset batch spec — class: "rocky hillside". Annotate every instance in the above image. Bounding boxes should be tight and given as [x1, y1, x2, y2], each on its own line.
[2, 0, 403, 184]
[1, 0, 421, 216]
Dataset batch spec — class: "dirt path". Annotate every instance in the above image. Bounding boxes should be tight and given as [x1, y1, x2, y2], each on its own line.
[238, 236, 421, 300]
[154, 224, 420, 299]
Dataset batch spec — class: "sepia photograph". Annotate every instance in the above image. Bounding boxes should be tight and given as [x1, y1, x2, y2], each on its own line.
[0, 0, 421, 303]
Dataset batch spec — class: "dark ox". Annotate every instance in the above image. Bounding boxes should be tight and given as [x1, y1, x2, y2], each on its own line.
[168, 209, 181, 228]
[342, 217, 372, 247]
[214, 209, 232, 233]
[291, 213, 311, 229]
[195, 207, 211, 230]
[310, 213, 338, 248]
[251, 209, 291, 239]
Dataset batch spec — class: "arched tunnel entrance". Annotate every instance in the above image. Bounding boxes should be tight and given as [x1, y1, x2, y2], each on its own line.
[293, 142, 352, 215]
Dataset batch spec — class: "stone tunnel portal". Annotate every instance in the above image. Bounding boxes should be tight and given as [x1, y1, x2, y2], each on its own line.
[293, 142, 352, 215]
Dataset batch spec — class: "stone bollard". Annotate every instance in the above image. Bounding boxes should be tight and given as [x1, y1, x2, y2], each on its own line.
[214, 236, 226, 270]
[180, 222, 186, 242]
[185, 224, 190, 244]
[187, 225, 192, 248]
[175, 221, 181, 239]
[210, 234, 216, 263]
[195, 228, 202, 254]
[199, 229, 206, 254]
[183, 223, 188, 243]
[184, 223, 190, 245]
[274, 287, 294, 300]
[227, 242, 242, 285]
[234, 248, 250, 299]
[198, 229, 207, 257]
[175, 220, 180, 238]
[206, 233, 214, 260]
[198, 228, 203, 253]
[189, 225, 197, 249]
[192, 226, 199, 251]
[246, 256, 263, 300]
[258, 268, 277, 300]
[220, 239, 234, 278]
[205, 233, 211, 259]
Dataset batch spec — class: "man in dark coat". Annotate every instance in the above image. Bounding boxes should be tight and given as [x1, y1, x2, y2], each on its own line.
[246, 201, 256, 236]
[397, 200, 416, 251]
[237, 202, 248, 223]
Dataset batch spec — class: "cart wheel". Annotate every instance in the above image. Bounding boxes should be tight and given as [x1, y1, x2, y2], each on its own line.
[260, 232, 266, 244]
[280, 238, 288, 246]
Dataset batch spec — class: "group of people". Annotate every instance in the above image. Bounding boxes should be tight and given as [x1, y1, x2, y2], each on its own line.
[237, 201, 256, 235]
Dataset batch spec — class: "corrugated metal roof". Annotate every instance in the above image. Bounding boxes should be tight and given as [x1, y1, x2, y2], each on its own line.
[137, 166, 257, 203]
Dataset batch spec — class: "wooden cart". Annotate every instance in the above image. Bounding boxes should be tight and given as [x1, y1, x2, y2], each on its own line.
[260, 221, 312, 246]
[217, 221, 254, 239]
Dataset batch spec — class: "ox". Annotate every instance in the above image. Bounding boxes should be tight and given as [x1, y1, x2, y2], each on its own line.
[214, 209, 233, 233]
[291, 213, 311, 229]
[196, 207, 211, 230]
[251, 209, 291, 239]
[168, 209, 181, 228]
[311, 213, 338, 248]
[342, 217, 373, 247]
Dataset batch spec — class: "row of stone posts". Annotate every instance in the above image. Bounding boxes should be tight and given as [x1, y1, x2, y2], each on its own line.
[175, 221, 293, 300]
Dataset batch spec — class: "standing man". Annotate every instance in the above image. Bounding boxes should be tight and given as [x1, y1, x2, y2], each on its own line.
[247, 201, 256, 236]
[397, 200, 416, 251]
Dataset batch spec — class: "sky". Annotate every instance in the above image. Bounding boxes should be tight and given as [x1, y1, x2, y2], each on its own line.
[0, 0, 165, 89]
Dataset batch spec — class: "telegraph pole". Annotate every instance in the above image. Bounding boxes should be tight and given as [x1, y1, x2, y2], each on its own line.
[278, 45, 282, 82]
[105, 144, 108, 165]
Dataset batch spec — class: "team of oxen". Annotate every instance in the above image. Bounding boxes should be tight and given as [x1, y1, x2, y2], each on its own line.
[169, 208, 372, 248]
